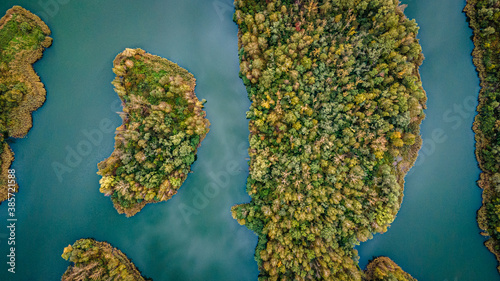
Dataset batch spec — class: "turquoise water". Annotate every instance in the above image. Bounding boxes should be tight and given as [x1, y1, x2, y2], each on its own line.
[357, 1, 500, 280]
[0, 0, 498, 280]
[0, 0, 258, 280]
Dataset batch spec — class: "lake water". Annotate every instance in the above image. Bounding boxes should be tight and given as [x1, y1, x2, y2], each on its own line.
[357, 0, 500, 280]
[0, 0, 498, 280]
[0, 0, 258, 280]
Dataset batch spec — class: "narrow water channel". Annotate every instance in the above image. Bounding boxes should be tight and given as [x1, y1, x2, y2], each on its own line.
[357, 1, 500, 280]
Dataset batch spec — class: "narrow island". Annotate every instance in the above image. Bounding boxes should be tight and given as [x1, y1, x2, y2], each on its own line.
[98, 48, 210, 217]
[465, 0, 500, 273]
[61, 238, 152, 281]
[0, 6, 52, 203]
[231, 0, 425, 279]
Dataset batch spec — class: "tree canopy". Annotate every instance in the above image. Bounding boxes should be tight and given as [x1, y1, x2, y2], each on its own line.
[0, 6, 52, 203]
[98, 48, 210, 217]
[61, 238, 152, 281]
[466, 0, 500, 272]
[231, 0, 425, 279]
[365, 257, 417, 281]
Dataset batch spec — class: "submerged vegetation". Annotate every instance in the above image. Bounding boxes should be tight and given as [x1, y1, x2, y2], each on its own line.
[61, 238, 151, 281]
[465, 0, 500, 272]
[98, 48, 210, 217]
[231, 0, 425, 279]
[0, 6, 52, 203]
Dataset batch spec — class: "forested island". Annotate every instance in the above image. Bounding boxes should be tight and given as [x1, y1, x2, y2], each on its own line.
[465, 0, 500, 273]
[364, 257, 416, 281]
[0, 6, 51, 203]
[61, 238, 151, 281]
[98, 48, 210, 217]
[230, 0, 425, 279]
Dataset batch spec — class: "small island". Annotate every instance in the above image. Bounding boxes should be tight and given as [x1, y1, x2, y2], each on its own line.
[231, 0, 425, 279]
[465, 0, 500, 272]
[365, 257, 417, 281]
[61, 238, 151, 281]
[98, 48, 210, 217]
[0, 6, 52, 203]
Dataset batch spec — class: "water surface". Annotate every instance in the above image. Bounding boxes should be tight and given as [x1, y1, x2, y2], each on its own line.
[0, 0, 258, 280]
[0, 0, 498, 280]
[357, 1, 500, 280]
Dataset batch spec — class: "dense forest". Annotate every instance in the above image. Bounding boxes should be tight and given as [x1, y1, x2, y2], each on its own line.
[97, 48, 210, 216]
[0, 6, 51, 203]
[61, 238, 151, 281]
[230, 0, 425, 279]
[465, 0, 500, 272]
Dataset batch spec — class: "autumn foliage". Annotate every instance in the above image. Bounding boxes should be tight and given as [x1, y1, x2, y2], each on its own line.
[97, 48, 210, 217]
[0, 6, 52, 203]
[231, 0, 425, 279]
[466, 0, 500, 273]
[61, 239, 151, 281]
[365, 257, 417, 281]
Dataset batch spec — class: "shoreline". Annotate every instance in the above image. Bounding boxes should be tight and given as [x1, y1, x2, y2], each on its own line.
[464, 0, 500, 272]
[0, 6, 52, 203]
[98, 48, 210, 217]
[231, 0, 425, 279]
[61, 238, 151, 281]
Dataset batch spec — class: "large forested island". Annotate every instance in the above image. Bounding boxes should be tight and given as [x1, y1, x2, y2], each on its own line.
[61, 238, 151, 281]
[231, 0, 425, 279]
[98, 48, 210, 217]
[0, 6, 51, 203]
[465, 0, 500, 273]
